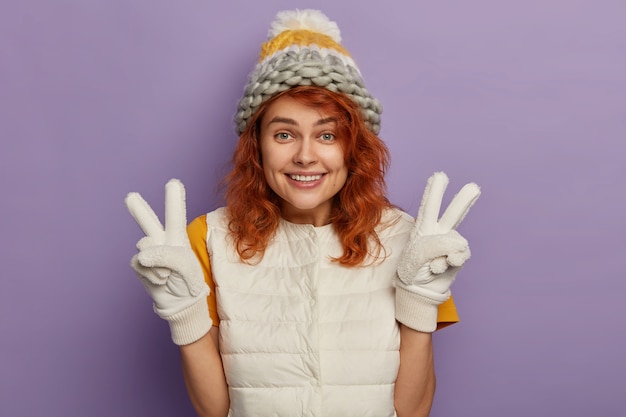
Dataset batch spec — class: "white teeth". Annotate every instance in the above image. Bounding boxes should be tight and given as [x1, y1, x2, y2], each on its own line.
[290, 174, 322, 182]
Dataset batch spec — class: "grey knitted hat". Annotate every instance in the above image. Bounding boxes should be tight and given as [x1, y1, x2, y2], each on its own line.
[234, 9, 382, 135]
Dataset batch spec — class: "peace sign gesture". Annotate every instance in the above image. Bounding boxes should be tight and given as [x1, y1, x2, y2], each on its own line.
[395, 172, 480, 332]
[397, 171, 480, 280]
[414, 172, 481, 238]
[125, 179, 211, 345]
[127, 179, 190, 256]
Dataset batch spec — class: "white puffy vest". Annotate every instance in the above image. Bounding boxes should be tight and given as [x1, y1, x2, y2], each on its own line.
[205, 208, 414, 417]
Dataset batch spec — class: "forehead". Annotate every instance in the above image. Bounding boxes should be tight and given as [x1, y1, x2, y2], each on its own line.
[261, 95, 334, 126]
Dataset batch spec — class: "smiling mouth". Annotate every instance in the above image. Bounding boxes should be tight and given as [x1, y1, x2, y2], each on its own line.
[289, 174, 323, 182]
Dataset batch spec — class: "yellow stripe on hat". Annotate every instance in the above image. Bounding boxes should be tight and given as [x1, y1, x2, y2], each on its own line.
[259, 29, 350, 61]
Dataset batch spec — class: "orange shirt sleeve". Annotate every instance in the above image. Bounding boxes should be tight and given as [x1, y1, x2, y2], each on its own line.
[436, 296, 460, 330]
[187, 215, 219, 327]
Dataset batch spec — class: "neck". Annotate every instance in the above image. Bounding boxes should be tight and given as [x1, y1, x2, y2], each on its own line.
[280, 203, 332, 227]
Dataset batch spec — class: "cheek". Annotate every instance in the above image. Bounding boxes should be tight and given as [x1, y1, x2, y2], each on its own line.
[261, 158, 277, 189]
[260, 151, 289, 194]
[336, 168, 349, 188]
[329, 159, 349, 189]
[329, 149, 348, 176]
[261, 151, 283, 176]
[259, 140, 276, 172]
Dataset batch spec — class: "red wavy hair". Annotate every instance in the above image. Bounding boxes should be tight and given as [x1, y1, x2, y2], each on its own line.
[224, 86, 393, 266]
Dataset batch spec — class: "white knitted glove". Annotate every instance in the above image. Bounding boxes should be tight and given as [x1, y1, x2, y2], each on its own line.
[396, 172, 480, 332]
[125, 179, 211, 345]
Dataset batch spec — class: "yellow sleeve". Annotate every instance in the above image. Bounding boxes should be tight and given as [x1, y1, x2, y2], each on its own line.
[187, 215, 220, 327]
[436, 296, 460, 331]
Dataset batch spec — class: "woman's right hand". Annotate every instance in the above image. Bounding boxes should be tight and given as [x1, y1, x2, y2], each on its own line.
[125, 179, 211, 345]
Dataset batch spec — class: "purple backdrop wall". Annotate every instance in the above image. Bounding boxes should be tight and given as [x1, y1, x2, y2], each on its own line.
[1, 1, 624, 416]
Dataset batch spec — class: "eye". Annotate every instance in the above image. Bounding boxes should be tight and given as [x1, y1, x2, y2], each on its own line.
[275, 132, 292, 140]
[320, 133, 335, 141]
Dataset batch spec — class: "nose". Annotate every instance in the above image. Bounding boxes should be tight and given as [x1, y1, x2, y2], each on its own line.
[293, 138, 317, 166]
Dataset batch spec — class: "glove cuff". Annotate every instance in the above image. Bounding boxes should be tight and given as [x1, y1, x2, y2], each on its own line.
[395, 285, 448, 333]
[166, 297, 213, 346]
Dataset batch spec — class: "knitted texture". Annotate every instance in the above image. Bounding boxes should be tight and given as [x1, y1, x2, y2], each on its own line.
[167, 296, 213, 345]
[395, 285, 443, 333]
[234, 9, 382, 135]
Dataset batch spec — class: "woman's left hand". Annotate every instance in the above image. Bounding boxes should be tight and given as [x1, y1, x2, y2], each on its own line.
[395, 172, 480, 332]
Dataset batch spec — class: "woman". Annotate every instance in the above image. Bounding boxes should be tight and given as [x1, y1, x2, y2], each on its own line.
[126, 10, 480, 417]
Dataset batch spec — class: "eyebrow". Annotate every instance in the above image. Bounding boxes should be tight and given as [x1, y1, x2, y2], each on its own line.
[266, 116, 337, 127]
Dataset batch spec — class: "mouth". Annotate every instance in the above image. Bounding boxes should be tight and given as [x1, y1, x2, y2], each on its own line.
[288, 174, 324, 182]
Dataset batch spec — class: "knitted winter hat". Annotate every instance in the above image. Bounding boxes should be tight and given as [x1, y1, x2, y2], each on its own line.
[234, 9, 382, 135]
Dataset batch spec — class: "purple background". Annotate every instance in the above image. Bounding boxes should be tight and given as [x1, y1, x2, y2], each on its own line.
[1, 1, 625, 416]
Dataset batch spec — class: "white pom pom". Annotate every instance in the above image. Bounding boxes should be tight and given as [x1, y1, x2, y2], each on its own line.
[268, 9, 341, 43]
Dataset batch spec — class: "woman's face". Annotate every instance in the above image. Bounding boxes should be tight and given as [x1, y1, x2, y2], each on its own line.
[259, 95, 348, 226]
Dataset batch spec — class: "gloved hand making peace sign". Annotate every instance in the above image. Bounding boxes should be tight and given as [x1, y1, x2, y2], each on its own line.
[396, 172, 481, 333]
[125, 179, 211, 345]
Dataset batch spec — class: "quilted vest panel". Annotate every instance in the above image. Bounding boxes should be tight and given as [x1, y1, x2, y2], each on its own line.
[205, 208, 414, 417]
